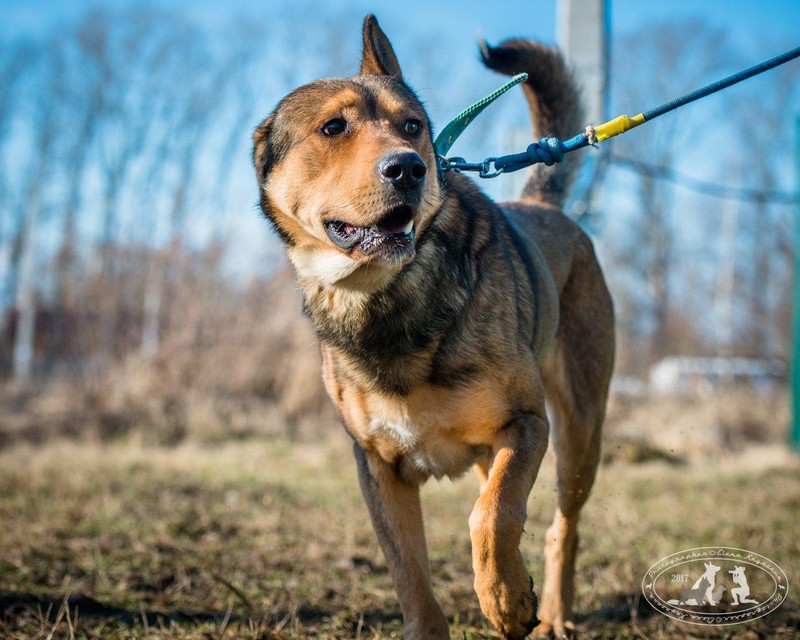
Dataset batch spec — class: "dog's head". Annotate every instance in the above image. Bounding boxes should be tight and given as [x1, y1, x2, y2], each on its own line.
[704, 562, 721, 576]
[253, 15, 443, 291]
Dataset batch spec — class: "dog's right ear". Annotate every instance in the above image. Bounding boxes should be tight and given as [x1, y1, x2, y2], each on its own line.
[253, 115, 274, 181]
[360, 15, 402, 78]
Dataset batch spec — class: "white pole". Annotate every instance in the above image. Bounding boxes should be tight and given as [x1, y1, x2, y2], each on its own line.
[557, 0, 609, 219]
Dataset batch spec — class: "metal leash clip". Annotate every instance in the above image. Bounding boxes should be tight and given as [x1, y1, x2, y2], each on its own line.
[438, 155, 505, 179]
[478, 158, 504, 179]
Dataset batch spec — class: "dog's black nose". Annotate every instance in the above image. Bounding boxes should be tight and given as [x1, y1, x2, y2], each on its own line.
[378, 152, 426, 189]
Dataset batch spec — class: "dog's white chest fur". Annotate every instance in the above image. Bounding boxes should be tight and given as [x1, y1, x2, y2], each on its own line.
[289, 247, 360, 285]
[360, 383, 505, 481]
[371, 415, 419, 448]
[369, 415, 486, 481]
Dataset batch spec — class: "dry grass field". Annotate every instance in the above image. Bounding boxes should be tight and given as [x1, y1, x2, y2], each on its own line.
[1, 431, 798, 639]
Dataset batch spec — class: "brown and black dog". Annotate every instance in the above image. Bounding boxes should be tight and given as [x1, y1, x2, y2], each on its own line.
[252, 15, 614, 640]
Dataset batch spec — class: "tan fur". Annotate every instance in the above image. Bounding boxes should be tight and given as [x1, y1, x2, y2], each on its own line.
[253, 15, 615, 640]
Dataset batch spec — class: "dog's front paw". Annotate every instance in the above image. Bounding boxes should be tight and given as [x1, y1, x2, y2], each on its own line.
[475, 565, 540, 639]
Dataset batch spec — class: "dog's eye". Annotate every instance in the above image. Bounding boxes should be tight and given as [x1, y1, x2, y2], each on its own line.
[404, 119, 422, 136]
[321, 118, 347, 137]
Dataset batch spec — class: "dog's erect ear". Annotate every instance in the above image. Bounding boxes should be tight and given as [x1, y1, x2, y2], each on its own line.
[360, 15, 402, 78]
[253, 115, 274, 181]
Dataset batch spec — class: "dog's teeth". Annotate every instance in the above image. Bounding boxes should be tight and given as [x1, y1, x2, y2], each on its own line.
[370, 225, 379, 231]
[403, 220, 414, 234]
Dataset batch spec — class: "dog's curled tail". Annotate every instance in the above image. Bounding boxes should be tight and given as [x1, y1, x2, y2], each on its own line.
[480, 39, 584, 209]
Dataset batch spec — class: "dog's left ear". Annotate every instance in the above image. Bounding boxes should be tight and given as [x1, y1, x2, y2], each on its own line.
[360, 15, 402, 78]
[253, 115, 274, 181]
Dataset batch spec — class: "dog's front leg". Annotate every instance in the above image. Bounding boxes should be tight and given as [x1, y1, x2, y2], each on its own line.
[353, 443, 449, 640]
[469, 412, 549, 640]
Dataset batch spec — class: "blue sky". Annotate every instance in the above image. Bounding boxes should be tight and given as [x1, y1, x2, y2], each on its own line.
[4, 1, 797, 126]
[4, 1, 797, 149]
[4, 0, 799, 49]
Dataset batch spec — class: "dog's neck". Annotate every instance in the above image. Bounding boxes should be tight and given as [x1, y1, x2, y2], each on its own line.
[296, 182, 490, 394]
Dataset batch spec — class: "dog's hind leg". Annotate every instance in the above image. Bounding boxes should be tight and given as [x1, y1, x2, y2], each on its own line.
[537, 254, 615, 638]
[473, 455, 491, 494]
[353, 443, 449, 640]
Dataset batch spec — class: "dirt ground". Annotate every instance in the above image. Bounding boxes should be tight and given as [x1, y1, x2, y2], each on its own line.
[0, 434, 798, 639]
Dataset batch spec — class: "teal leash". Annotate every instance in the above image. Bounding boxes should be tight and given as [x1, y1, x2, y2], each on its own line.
[433, 72, 527, 160]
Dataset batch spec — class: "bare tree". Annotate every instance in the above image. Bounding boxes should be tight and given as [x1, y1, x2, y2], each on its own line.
[608, 21, 734, 365]
[732, 60, 799, 357]
[12, 45, 62, 382]
[52, 20, 113, 316]
[0, 41, 36, 314]
[141, 33, 232, 354]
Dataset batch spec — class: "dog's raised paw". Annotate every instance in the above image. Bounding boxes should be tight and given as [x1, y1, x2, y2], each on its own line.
[481, 573, 540, 640]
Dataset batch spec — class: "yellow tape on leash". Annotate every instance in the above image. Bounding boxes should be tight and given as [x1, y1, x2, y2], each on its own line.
[591, 114, 646, 143]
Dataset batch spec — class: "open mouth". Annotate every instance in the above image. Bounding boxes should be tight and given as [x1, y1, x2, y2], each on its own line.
[324, 205, 415, 252]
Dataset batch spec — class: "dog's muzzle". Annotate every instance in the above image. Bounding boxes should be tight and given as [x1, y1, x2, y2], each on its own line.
[324, 205, 415, 258]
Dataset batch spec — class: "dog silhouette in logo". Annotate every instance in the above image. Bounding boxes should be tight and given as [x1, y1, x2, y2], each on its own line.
[668, 562, 724, 606]
[730, 566, 759, 605]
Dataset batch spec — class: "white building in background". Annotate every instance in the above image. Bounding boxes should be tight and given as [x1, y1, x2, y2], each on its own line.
[648, 356, 786, 396]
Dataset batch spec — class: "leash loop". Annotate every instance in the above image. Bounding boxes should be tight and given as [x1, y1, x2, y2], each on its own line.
[440, 138, 574, 178]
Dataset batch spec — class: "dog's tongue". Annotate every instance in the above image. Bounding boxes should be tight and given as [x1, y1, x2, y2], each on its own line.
[378, 221, 409, 234]
[373, 206, 413, 235]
